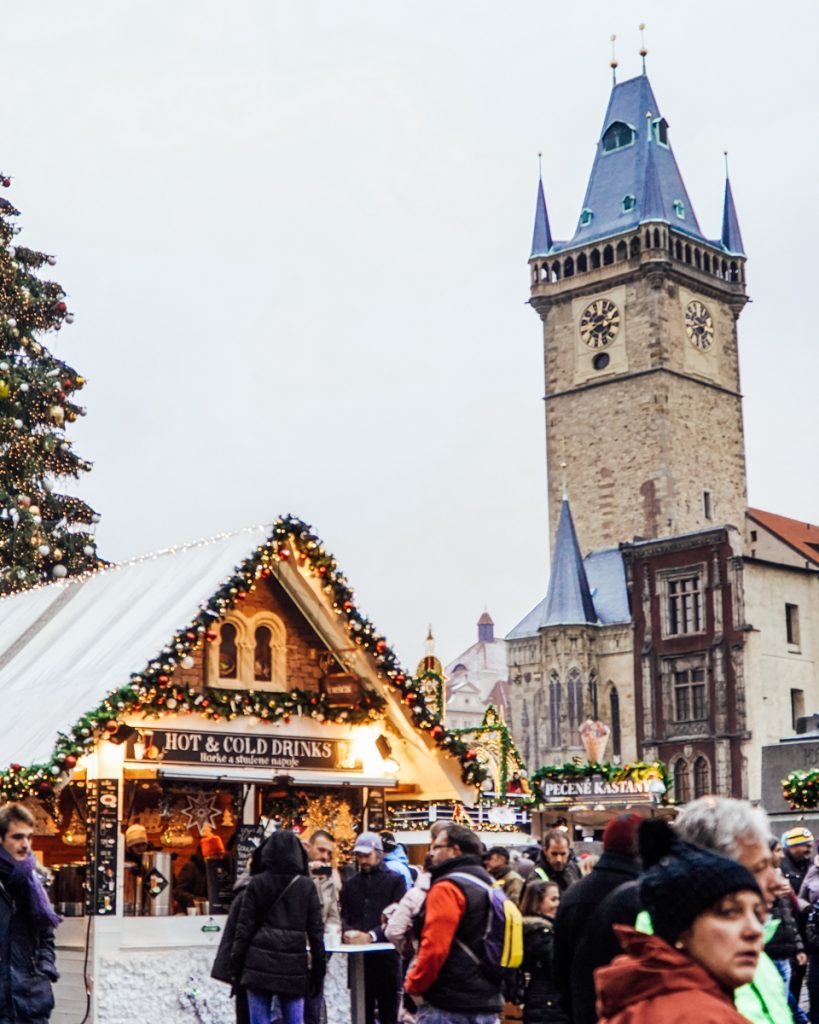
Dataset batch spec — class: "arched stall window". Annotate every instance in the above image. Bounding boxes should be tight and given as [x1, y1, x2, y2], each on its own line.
[218, 622, 238, 679]
[254, 626, 273, 682]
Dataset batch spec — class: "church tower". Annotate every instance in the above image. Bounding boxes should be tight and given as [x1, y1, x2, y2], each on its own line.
[531, 71, 749, 553]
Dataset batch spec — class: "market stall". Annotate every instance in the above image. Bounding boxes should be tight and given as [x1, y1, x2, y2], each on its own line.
[0, 516, 482, 1024]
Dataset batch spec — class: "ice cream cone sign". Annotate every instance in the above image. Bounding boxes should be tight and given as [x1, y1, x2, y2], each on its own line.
[579, 719, 610, 763]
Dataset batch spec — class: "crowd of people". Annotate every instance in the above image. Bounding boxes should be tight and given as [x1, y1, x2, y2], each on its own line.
[206, 803, 819, 1024]
[2, 797, 819, 1024]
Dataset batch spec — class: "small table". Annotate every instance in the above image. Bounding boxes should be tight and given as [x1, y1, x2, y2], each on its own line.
[324, 941, 397, 1024]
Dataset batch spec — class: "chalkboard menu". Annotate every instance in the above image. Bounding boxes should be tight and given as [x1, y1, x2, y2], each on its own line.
[234, 824, 266, 877]
[366, 788, 386, 833]
[85, 779, 118, 916]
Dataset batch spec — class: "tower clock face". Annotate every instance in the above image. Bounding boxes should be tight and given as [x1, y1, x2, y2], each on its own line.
[685, 300, 714, 350]
[580, 298, 620, 349]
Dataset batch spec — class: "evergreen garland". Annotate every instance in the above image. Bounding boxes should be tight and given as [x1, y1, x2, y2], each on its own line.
[528, 760, 672, 805]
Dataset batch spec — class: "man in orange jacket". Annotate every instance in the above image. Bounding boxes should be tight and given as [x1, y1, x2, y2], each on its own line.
[405, 824, 503, 1024]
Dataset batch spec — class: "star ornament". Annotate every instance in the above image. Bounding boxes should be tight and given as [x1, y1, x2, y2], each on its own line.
[180, 792, 221, 835]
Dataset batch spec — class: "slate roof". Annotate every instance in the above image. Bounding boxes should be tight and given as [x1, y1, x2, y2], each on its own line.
[747, 508, 819, 567]
[533, 73, 737, 256]
[506, 501, 630, 640]
[530, 177, 554, 257]
[721, 176, 745, 255]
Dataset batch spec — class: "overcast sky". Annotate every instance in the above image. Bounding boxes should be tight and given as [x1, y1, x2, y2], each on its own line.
[4, 2, 818, 667]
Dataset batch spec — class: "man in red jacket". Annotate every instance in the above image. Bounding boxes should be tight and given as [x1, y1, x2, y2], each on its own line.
[405, 824, 503, 1024]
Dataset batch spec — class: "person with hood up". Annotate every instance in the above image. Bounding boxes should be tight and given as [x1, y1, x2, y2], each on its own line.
[212, 838, 269, 1024]
[380, 832, 414, 890]
[229, 830, 324, 1024]
[595, 832, 766, 1024]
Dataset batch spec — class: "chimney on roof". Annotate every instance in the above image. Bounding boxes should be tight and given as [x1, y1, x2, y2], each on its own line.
[477, 611, 494, 643]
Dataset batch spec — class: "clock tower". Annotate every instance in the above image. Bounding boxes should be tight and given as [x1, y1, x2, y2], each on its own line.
[530, 71, 749, 554]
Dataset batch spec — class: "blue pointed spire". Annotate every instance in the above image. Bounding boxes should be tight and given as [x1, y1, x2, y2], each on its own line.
[570, 73, 705, 246]
[543, 498, 597, 627]
[721, 175, 745, 255]
[531, 177, 553, 257]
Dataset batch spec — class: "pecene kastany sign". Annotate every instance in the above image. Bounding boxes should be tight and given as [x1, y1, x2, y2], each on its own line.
[124, 728, 361, 772]
[539, 777, 653, 802]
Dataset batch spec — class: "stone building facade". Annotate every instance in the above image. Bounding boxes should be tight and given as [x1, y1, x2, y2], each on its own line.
[505, 65, 819, 804]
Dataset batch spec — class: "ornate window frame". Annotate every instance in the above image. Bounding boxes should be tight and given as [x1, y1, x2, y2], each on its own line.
[658, 563, 706, 638]
[208, 612, 287, 691]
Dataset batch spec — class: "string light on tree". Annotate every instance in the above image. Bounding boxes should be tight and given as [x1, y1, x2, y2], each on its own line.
[0, 171, 103, 593]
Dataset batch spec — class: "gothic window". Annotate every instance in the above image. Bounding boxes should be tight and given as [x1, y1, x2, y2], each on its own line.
[693, 756, 711, 798]
[610, 685, 621, 757]
[603, 244, 614, 266]
[622, 194, 636, 213]
[567, 668, 584, 734]
[588, 671, 599, 720]
[254, 626, 272, 682]
[218, 622, 238, 679]
[667, 574, 703, 635]
[673, 665, 707, 722]
[577, 252, 588, 273]
[549, 673, 562, 748]
[602, 121, 636, 152]
[616, 240, 628, 260]
[674, 758, 692, 803]
[590, 249, 601, 269]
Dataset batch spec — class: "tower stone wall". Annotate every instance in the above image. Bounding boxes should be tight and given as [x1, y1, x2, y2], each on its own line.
[533, 245, 748, 552]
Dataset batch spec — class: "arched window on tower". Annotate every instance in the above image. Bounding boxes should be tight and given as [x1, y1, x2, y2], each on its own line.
[602, 121, 636, 153]
[674, 758, 692, 804]
[549, 673, 562, 748]
[610, 685, 621, 757]
[694, 756, 711, 798]
[218, 622, 238, 680]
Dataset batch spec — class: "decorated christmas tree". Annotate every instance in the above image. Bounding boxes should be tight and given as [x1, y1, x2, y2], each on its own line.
[0, 172, 102, 593]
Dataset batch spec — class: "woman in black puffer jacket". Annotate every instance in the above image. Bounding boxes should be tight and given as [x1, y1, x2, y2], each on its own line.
[519, 880, 569, 1024]
[229, 830, 324, 1024]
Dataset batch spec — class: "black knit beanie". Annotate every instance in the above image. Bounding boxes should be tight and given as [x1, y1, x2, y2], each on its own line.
[640, 826, 761, 943]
